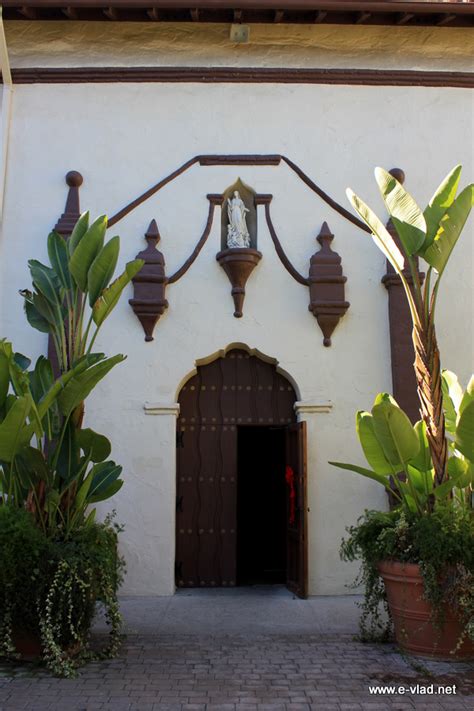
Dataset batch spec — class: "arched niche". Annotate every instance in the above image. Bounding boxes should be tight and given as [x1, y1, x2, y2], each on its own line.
[221, 178, 258, 250]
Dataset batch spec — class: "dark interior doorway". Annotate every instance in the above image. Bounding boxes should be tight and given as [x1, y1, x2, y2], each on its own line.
[237, 426, 286, 585]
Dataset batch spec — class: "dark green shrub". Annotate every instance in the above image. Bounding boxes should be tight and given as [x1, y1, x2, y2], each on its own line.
[0, 506, 124, 676]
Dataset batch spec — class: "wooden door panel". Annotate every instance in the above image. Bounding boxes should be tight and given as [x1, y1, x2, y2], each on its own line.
[176, 348, 298, 589]
[285, 421, 308, 599]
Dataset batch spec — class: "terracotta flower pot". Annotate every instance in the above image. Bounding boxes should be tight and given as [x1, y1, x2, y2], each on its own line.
[378, 560, 474, 660]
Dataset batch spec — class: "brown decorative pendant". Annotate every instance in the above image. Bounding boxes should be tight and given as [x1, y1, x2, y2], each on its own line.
[216, 248, 262, 318]
[129, 219, 168, 341]
[308, 222, 349, 346]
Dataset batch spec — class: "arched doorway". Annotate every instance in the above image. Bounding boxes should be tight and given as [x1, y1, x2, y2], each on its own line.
[175, 347, 307, 597]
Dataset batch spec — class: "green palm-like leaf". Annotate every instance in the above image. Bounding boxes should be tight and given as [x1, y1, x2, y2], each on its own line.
[441, 370, 463, 435]
[88, 235, 120, 306]
[28, 260, 62, 306]
[69, 214, 107, 292]
[423, 184, 474, 274]
[456, 399, 474, 462]
[92, 259, 144, 327]
[0, 353, 10, 410]
[68, 211, 90, 256]
[48, 231, 72, 290]
[21, 292, 51, 333]
[0, 396, 31, 461]
[346, 189, 405, 272]
[87, 460, 123, 503]
[58, 354, 126, 418]
[459, 375, 474, 418]
[423, 165, 462, 249]
[36, 353, 105, 420]
[356, 410, 397, 475]
[375, 167, 426, 256]
[77, 428, 111, 462]
[328, 461, 391, 489]
[371, 395, 420, 469]
[409, 421, 432, 473]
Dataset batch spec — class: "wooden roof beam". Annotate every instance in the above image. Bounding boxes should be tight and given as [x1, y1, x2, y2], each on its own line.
[62, 6, 78, 17]
[396, 12, 415, 25]
[274, 9, 284, 22]
[233, 8, 242, 22]
[313, 10, 327, 23]
[437, 13, 456, 26]
[147, 7, 160, 19]
[18, 5, 37, 18]
[356, 10, 371, 23]
[103, 5, 118, 17]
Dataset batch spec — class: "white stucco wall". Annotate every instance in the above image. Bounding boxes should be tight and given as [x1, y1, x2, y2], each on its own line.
[0, 24, 473, 596]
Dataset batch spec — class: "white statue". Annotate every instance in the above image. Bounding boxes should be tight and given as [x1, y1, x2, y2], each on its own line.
[227, 191, 250, 248]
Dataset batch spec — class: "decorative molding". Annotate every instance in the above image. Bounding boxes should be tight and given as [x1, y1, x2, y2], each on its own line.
[4, 67, 473, 90]
[308, 222, 350, 347]
[144, 402, 180, 416]
[54, 170, 82, 235]
[294, 401, 333, 415]
[216, 247, 263, 318]
[129, 219, 169, 342]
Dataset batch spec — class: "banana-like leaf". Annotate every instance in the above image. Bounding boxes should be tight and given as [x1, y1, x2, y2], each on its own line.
[456, 399, 474, 462]
[48, 231, 72, 290]
[86, 460, 123, 502]
[441, 370, 464, 435]
[88, 479, 123, 504]
[68, 211, 90, 256]
[23, 298, 51, 333]
[371, 396, 420, 469]
[423, 184, 474, 274]
[433, 467, 466, 499]
[356, 410, 398, 475]
[29, 356, 57, 439]
[409, 421, 432, 473]
[0, 396, 31, 461]
[459, 375, 474, 417]
[28, 260, 62, 306]
[31, 292, 61, 329]
[406, 464, 431, 498]
[16, 446, 52, 488]
[375, 167, 426, 256]
[448, 455, 473, 489]
[69, 214, 107, 292]
[77, 428, 111, 463]
[88, 235, 120, 306]
[56, 419, 80, 483]
[0, 353, 10, 410]
[14, 353, 31, 371]
[328, 460, 391, 489]
[45, 490, 60, 516]
[423, 165, 462, 249]
[92, 259, 144, 327]
[74, 471, 93, 512]
[36, 353, 105, 420]
[58, 354, 126, 418]
[346, 189, 405, 272]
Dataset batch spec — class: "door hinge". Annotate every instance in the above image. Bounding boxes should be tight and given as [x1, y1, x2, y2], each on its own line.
[176, 431, 184, 448]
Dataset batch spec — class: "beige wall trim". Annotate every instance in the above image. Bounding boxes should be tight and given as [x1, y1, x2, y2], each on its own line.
[2, 67, 473, 88]
[144, 402, 180, 416]
[294, 401, 333, 415]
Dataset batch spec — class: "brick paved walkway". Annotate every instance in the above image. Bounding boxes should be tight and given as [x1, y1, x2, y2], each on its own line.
[1, 633, 473, 711]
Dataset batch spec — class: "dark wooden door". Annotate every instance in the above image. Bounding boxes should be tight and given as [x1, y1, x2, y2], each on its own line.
[175, 348, 297, 589]
[285, 421, 308, 599]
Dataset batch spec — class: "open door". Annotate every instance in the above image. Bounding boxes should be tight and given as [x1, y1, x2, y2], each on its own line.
[285, 421, 308, 599]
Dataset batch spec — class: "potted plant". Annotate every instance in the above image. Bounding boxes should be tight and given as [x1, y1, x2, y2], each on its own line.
[330, 166, 474, 658]
[0, 213, 143, 676]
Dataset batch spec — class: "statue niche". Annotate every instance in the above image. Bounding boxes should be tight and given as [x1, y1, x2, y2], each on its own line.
[216, 178, 262, 318]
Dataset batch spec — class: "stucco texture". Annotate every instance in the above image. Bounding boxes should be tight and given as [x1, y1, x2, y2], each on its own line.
[4, 21, 474, 71]
[0, 74, 472, 595]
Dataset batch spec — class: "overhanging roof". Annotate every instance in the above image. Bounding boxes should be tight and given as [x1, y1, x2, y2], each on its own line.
[3, 0, 474, 27]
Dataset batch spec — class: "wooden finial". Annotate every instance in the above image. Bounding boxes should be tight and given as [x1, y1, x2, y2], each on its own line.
[54, 170, 83, 236]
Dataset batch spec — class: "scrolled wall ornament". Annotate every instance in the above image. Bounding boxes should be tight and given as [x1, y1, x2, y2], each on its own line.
[308, 222, 350, 347]
[129, 219, 168, 341]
